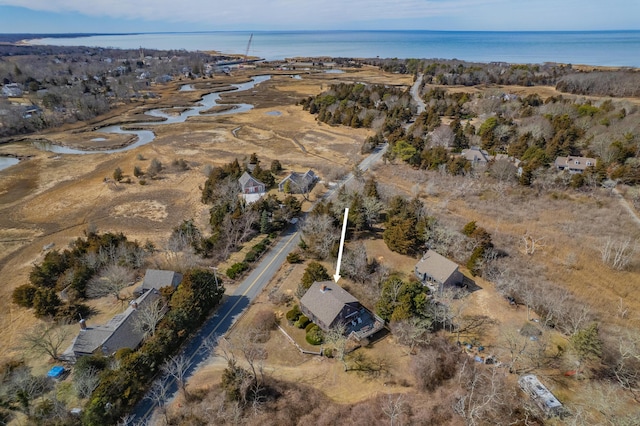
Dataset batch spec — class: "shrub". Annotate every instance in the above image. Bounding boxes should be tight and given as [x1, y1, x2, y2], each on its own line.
[324, 347, 334, 358]
[305, 322, 317, 332]
[251, 309, 277, 333]
[12, 284, 37, 308]
[226, 262, 248, 279]
[113, 167, 123, 182]
[286, 305, 301, 323]
[295, 315, 310, 329]
[133, 165, 143, 178]
[306, 325, 323, 345]
[138, 179, 147, 185]
[286, 252, 302, 264]
[462, 220, 477, 236]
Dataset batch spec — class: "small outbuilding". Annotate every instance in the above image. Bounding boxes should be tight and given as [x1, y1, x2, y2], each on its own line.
[415, 249, 463, 293]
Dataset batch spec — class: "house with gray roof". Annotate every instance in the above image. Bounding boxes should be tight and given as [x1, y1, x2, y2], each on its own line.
[239, 171, 266, 203]
[278, 170, 317, 194]
[415, 250, 463, 293]
[461, 146, 491, 167]
[134, 269, 182, 296]
[300, 281, 384, 340]
[554, 155, 596, 174]
[66, 288, 164, 360]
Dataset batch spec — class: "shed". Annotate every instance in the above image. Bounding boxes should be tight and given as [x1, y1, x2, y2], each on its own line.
[415, 249, 463, 293]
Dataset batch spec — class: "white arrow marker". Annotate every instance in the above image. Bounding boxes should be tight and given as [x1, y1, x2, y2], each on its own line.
[334, 208, 349, 283]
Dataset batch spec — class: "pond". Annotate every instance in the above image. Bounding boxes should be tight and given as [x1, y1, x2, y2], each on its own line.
[0, 157, 20, 171]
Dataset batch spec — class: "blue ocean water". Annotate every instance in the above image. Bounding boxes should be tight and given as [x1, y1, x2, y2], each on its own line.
[32, 30, 640, 67]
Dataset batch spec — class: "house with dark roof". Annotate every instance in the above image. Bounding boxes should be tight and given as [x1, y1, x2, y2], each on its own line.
[554, 156, 596, 174]
[66, 288, 164, 360]
[415, 250, 463, 293]
[460, 146, 491, 167]
[299, 281, 384, 340]
[134, 269, 182, 297]
[278, 170, 317, 194]
[238, 171, 266, 203]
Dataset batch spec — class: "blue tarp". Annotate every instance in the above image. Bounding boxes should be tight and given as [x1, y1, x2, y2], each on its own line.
[47, 366, 65, 379]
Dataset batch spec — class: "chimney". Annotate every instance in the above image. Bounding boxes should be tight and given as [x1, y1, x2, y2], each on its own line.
[321, 284, 327, 292]
[130, 301, 138, 309]
[79, 318, 87, 330]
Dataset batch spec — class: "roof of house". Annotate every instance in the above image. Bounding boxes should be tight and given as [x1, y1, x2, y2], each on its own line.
[461, 146, 491, 164]
[141, 269, 182, 291]
[554, 156, 597, 171]
[70, 288, 161, 356]
[415, 250, 459, 284]
[300, 281, 358, 328]
[238, 171, 265, 189]
[279, 170, 316, 190]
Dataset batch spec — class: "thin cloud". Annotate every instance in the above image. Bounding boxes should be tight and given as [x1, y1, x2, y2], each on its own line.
[0, 0, 637, 30]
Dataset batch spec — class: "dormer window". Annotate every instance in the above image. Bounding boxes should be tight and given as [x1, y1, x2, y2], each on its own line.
[586, 161, 593, 166]
[575, 160, 580, 165]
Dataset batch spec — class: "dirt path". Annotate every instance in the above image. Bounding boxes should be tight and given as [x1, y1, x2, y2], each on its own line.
[613, 187, 640, 229]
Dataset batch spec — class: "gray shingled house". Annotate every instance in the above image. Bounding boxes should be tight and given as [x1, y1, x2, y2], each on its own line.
[278, 170, 317, 193]
[67, 288, 163, 359]
[554, 155, 596, 174]
[134, 269, 182, 296]
[299, 281, 385, 339]
[415, 250, 463, 293]
[238, 171, 265, 194]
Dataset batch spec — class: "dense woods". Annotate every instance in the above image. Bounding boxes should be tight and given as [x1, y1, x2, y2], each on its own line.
[303, 73, 640, 185]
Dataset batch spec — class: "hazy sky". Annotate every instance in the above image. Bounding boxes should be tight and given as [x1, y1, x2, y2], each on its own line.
[0, 0, 638, 33]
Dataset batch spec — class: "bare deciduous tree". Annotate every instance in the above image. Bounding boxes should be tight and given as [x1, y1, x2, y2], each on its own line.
[301, 213, 339, 260]
[86, 264, 135, 300]
[324, 323, 349, 371]
[162, 354, 192, 399]
[342, 244, 370, 283]
[389, 317, 433, 355]
[146, 379, 170, 425]
[600, 236, 637, 271]
[73, 366, 100, 398]
[381, 394, 406, 426]
[21, 323, 70, 361]
[522, 231, 546, 255]
[133, 297, 167, 338]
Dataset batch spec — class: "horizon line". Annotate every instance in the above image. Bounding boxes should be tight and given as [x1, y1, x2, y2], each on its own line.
[4, 29, 640, 36]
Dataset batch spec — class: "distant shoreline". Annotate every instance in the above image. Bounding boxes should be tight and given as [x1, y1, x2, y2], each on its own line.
[4, 30, 640, 67]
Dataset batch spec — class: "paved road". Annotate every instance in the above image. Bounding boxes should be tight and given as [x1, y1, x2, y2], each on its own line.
[132, 143, 389, 424]
[410, 73, 426, 114]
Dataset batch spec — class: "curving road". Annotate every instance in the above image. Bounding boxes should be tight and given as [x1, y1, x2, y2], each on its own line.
[410, 73, 426, 115]
[131, 143, 388, 424]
